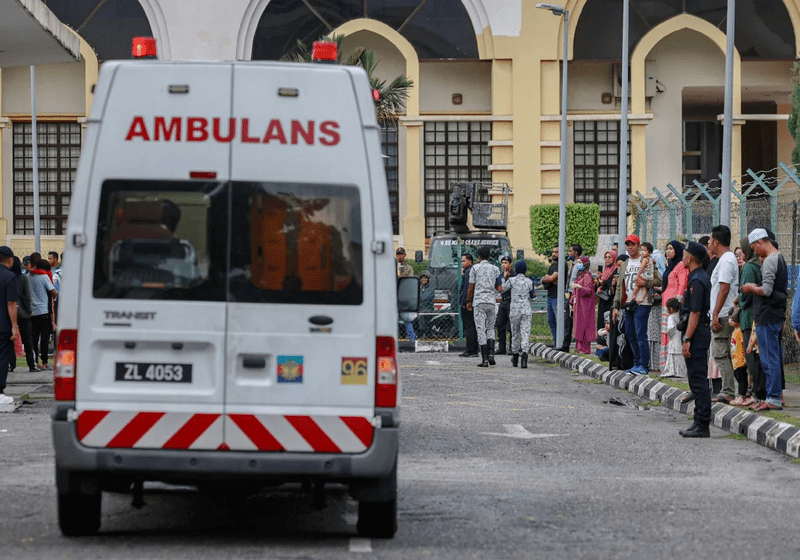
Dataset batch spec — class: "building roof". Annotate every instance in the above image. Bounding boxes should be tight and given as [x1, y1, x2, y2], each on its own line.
[0, 0, 80, 67]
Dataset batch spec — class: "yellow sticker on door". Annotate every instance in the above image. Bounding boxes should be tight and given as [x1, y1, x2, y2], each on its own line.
[341, 357, 368, 385]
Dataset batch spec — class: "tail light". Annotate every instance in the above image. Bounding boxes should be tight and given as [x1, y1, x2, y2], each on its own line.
[132, 37, 157, 58]
[55, 330, 77, 401]
[375, 336, 398, 407]
[312, 41, 337, 62]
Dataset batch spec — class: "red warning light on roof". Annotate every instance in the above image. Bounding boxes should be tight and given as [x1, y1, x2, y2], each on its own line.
[132, 37, 157, 58]
[312, 41, 337, 62]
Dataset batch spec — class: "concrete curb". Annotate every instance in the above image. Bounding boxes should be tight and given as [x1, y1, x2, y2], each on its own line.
[529, 342, 800, 459]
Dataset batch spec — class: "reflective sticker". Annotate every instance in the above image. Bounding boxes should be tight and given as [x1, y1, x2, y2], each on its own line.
[341, 357, 368, 385]
[277, 356, 304, 383]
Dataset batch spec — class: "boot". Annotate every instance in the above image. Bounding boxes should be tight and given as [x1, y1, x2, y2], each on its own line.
[487, 339, 496, 365]
[520, 352, 528, 369]
[680, 422, 710, 438]
[477, 345, 489, 367]
[496, 336, 507, 355]
[511, 353, 519, 367]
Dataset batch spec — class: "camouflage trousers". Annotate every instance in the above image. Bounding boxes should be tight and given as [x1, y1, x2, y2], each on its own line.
[474, 303, 497, 346]
[509, 312, 532, 354]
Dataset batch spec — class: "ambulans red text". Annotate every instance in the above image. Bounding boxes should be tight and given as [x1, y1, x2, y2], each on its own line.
[125, 117, 341, 146]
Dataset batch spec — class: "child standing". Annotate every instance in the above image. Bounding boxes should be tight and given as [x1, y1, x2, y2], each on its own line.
[633, 242, 654, 304]
[502, 260, 533, 368]
[661, 297, 687, 378]
[729, 309, 749, 406]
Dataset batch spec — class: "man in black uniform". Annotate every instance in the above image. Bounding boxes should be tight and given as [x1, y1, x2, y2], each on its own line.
[458, 253, 479, 357]
[679, 241, 712, 438]
[495, 255, 514, 355]
[0, 246, 19, 405]
[541, 246, 560, 347]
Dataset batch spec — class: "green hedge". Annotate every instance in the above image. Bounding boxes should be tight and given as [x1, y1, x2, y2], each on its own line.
[529, 203, 600, 257]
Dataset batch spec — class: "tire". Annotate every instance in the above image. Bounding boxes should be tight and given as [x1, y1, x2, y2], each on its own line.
[357, 499, 397, 538]
[58, 492, 101, 536]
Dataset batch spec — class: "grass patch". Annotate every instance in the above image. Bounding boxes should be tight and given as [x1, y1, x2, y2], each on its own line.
[793, 458, 800, 464]
[576, 378, 604, 384]
[727, 433, 747, 440]
[759, 410, 800, 429]
[642, 400, 661, 407]
[651, 376, 691, 392]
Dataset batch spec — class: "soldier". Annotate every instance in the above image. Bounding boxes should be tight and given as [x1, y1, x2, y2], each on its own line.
[679, 241, 713, 438]
[502, 260, 533, 368]
[466, 246, 501, 367]
[495, 255, 514, 355]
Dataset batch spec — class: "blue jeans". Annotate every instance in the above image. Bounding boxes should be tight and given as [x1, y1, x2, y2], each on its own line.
[547, 297, 558, 344]
[624, 304, 651, 370]
[405, 321, 416, 342]
[755, 321, 783, 406]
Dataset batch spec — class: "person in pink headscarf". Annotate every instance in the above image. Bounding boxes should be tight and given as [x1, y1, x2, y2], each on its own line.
[660, 240, 689, 371]
[595, 250, 618, 331]
[571, 256, 596, 355]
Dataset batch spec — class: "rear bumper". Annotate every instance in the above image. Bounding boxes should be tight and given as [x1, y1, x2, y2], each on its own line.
[52, 414, 397, 486]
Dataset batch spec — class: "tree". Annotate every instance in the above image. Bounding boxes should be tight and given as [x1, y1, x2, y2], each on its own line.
[281, 35, 413, 127]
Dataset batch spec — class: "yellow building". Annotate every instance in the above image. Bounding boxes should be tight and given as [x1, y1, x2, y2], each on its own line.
[1, 0, 797, 257]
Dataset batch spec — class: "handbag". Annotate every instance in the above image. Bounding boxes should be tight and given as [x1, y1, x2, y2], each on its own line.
[597, 289, 612, 302]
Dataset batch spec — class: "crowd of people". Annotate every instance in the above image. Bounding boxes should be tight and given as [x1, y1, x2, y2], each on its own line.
[0, 248, 61, 406]
[541, 226, 794, 438]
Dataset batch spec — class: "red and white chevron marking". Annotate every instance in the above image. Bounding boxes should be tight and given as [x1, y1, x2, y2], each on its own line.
[76, 410, 374, 453]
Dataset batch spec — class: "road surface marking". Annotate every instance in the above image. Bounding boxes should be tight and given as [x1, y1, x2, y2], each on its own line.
[349, 538, 372, 553]
[481, 424, 568, 439]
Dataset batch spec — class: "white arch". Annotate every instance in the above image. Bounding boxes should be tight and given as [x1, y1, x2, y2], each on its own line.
[137, 0, 171, 59]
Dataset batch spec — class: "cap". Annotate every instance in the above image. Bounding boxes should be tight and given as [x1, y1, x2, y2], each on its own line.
[395, 247, 406, 255]
[21, 255, 31, 265]
[500, 254, 512, 263]
[748, 228, 769, 244]
[420, 270, 432, 278]
[624, 234, 641, 245]
[0, 246, 14, 258]
[685, 241, 707, 261]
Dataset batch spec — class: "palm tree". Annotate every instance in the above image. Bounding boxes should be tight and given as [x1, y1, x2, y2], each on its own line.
[281, 35, 413, 127]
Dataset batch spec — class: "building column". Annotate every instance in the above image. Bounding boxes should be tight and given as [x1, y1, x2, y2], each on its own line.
[401, 120, 425, 255]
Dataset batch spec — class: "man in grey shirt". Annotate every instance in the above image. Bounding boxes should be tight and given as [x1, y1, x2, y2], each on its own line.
[28, 259, 57, 369]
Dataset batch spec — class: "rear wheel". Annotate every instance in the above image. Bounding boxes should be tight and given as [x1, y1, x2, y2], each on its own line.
[58, 492, 101, 536]
[357, 499, 397, 538]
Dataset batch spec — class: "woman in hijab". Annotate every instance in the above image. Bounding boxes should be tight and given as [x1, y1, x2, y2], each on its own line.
[595, 250, 617, 331]
[11, 257, 37, 373]
[570, 255, 596, 355]
[659, 240, 688, 372]
[737, 236, 764, 407]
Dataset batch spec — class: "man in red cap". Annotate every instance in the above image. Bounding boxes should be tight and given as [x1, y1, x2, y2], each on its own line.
[612, 235, 662, 374]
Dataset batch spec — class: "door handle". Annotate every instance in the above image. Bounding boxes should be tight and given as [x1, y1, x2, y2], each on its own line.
[309, 315, 333, 325]
[242, 357, 266, 369]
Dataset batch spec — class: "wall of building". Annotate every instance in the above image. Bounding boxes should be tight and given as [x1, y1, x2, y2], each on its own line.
[419, 61, 491, 114]
[645, 29, 726, 192]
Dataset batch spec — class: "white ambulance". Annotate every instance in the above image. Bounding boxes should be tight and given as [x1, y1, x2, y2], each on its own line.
[51, 42, 418, 538]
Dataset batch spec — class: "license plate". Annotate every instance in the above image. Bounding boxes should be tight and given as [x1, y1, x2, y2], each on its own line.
[115, 363, 192, 383]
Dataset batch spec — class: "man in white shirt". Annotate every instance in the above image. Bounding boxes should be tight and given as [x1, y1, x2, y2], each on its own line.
[708, 224, 739, 403]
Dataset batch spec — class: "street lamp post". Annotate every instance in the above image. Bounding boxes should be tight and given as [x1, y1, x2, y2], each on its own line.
[720, 0, 735, 225]
[618, 0, 629, 253]
[537, 3, 569, 348]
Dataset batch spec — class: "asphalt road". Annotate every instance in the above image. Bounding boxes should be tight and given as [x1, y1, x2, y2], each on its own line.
[2, 352, 800, 559]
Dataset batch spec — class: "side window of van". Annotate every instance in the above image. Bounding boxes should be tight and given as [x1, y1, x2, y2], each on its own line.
[93, 180, 227, 301]
[229, 182, 363, 305]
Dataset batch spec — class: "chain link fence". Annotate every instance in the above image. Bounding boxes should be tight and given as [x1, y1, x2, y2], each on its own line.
[632, 162, 800, 370]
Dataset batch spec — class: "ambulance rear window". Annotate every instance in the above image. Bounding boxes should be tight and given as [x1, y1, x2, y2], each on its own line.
[228, 181, 363, 306]
[93, 180, 226, 301]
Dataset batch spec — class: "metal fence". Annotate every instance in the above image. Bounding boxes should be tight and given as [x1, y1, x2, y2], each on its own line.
[632, 161, 800, 366]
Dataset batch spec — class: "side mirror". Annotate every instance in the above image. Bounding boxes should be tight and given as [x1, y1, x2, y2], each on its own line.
[397, 276, 420, 321]
[415, 250, 424, 262]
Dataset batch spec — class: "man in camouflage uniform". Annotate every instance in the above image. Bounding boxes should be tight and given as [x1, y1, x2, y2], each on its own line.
[467, 246, 501, 367]
[503, 260, 533, 368]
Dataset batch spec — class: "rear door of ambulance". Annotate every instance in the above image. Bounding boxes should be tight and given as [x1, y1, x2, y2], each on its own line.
[74, 62, 232, 452]
[223, 63, 379, 454]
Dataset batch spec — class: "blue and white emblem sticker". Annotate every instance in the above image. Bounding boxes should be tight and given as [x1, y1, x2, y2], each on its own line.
[277, 355, 303, 383]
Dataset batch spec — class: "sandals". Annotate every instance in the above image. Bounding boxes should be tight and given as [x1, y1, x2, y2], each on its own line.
[711, 394, 731, 404]
[680, 392, 696, 403]
[729, 396, 750, 406]
[753, 401, 783, 411]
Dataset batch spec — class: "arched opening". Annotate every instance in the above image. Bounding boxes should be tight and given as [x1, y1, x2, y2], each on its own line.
[42, 0, 154, 61]
[250, 0, 478, 60]
[573, 0, 795, 60]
